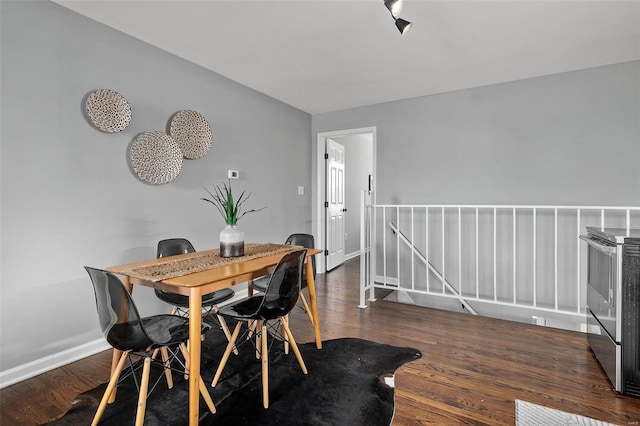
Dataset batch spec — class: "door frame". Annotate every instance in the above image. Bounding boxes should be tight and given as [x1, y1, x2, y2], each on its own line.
[314, 126, 376, 274]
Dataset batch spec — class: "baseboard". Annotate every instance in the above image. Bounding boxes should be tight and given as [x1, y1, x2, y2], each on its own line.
[375, 275, 399, 286]
[374, 280, 587, 333]
[0, 287, 252, 390]
[345, 251, 360, 261]
[219, 287, 248, 305]
[0, 338, 111, 389]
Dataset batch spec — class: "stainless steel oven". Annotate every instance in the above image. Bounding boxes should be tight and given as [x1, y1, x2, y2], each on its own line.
[580, 227, 640, 396]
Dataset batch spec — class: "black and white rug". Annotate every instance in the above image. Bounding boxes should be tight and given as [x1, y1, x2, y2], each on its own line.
[46, 330, 421, 426]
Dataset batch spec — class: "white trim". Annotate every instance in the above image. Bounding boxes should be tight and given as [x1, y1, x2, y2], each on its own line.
[345, 250, 360, 261]
[376, 204, 640, 210]
[0, 287, 251, 389]
[375, 275, 399, 286]
[0, 338, 111, 389]
[219, 287, 249, 305]
[315, 126, 377, 275]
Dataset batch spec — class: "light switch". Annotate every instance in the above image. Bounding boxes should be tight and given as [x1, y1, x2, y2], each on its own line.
[298, 186, 304, 195]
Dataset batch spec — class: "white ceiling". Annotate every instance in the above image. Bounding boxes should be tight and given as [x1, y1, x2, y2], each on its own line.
[54, 0, 640, 114]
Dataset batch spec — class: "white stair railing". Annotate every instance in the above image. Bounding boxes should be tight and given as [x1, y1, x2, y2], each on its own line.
[359, 190, 375, 308]
[359, 202, 640, 329]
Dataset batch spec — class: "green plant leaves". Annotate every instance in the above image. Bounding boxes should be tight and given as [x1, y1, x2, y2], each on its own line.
[201, 180, 265, 225]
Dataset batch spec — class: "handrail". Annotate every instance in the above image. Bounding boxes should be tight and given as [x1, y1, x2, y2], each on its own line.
[389, 221, 478, 315]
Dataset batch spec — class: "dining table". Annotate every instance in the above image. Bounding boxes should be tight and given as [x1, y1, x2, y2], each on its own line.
[106, 243, 323, 425]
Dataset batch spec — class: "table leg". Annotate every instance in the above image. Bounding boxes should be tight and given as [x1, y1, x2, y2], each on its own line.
[188, 288, 202, 426]
[108, 275, 134, 403]
[305, 259, 322, 349]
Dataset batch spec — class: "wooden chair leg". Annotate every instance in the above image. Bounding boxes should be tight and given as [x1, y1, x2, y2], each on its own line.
[107, 349, 122, 404]
[92, 351, 129, 426]
[247, 319, 257, 337]
[178, 343, 193, 385]
[160, 346, 173, 389]
[281, 318, 308, 374]
[255, 320, 262, 359]
[179, 343, 216, 414]
[247, 321, 259, 358]
[299, 292, 315, 326]
[184, 340, 190, 380]
[198, 373, 216, 414]
[282, 315, 290, 355]
[216, 313, 239, 355]
[134, 356, 152, 426]
[211, 322, 243, 387]
[261, 322, 269, 409]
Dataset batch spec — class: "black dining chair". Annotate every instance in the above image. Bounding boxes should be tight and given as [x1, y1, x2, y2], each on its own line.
[154, 238, 236, 347]
[250, 233, 316, 327]
[84, 266, 215, 426]
[211, 249, 309, 409]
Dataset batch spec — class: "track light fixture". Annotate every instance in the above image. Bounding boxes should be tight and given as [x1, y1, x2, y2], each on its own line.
[395, 17, 412, 35]
[383, 0, 412, 35]
[384, 0, 404, 18]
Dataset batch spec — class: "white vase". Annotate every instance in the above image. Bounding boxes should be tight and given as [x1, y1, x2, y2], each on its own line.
[220, 224, 244, 258]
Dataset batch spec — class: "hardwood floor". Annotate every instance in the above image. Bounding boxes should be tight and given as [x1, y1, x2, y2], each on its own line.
[2, 257, 639, 425]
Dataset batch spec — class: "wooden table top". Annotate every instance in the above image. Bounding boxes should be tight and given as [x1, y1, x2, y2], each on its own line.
[107, 244, 322, 292]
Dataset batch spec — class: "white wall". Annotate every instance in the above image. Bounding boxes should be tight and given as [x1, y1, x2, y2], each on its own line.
[0, 0, 312, 384]
[329, 134, 373, 256]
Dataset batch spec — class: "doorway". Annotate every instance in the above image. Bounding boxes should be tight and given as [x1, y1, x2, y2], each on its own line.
[315, 127, 376, 274]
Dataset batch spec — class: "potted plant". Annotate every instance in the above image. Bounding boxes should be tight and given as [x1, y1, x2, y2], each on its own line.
[202, 180, 265, 257]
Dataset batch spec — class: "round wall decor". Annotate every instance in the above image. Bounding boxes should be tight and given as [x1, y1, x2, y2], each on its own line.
[169, 110, 213, 159]
[85, 89, 132, 133]
[130, 131, 183, 185]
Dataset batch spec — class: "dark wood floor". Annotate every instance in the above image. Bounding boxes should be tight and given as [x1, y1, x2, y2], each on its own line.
[2, 258, 639, 425]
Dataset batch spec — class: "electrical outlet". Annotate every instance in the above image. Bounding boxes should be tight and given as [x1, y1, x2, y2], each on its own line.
[228, 170, 239, 179]
[532, 316, 546, 326]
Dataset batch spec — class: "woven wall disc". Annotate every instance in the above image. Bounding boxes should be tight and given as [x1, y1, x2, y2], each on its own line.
[130, 131, 183, 185]
[85, 89, 132, 133]
[169, 110, 213, 159]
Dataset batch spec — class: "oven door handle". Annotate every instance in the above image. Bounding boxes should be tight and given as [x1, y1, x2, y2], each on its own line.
[579, 235, 617, 255]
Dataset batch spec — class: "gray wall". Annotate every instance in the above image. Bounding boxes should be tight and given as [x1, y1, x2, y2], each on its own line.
[0, 1, 311, 376]
[313, 61, 640, 207]
[311, 60, 639, 330]
[2, 0, 639, 383]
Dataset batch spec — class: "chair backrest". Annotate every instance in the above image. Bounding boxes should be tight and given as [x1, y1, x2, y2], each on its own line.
[84, 266, 154, 351]
[285, 233, 316, 283]
[157, 238, 196, 258]
[258, 249, 307, 320]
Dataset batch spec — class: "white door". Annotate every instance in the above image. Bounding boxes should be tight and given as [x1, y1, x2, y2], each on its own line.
[326, 139, 346, 271]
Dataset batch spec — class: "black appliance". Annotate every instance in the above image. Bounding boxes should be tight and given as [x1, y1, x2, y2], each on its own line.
[580, 227, 640, 396]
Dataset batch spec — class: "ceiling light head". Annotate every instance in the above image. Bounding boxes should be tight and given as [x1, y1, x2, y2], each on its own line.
[395, 18, 412, 35]
[384, 0, 404, 18]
